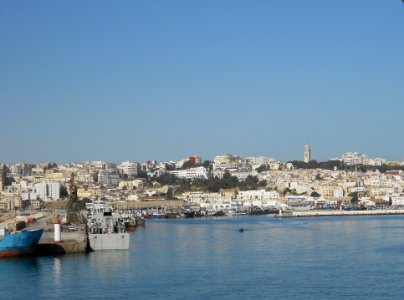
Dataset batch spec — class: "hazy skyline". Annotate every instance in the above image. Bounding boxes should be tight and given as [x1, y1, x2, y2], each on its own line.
[1, 1, 403, 164]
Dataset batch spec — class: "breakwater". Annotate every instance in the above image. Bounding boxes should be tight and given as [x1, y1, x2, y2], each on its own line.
[276, 209, 404, 218]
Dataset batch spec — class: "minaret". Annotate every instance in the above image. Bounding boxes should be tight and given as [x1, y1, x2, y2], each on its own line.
[304, 144, 311, 163]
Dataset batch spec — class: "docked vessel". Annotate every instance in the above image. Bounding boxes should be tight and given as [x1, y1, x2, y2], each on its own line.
[87, 200, 130, 251]
[150, 212, 168, 219]
[0, 228, 43, 258]
[183, 210, 196, 218]
[121, 212, 137, 232]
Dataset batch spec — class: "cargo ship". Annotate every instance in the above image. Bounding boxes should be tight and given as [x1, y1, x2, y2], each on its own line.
[0, 228, 43, 258]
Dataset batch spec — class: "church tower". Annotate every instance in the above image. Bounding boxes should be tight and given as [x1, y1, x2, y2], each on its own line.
[304, 144, 311, 163]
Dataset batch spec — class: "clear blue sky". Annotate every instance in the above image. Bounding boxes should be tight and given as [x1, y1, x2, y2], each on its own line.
[1, 0, 403, 164]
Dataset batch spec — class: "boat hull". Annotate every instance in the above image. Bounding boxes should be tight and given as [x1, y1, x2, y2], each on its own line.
[89, 233, 130, 251]
[151, 213, 167, 219]
[0, 229, 43, 258]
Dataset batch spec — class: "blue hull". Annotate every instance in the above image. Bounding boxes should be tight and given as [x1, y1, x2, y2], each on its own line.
[151, 214, 167, 219]
[0, 229, 43, 258]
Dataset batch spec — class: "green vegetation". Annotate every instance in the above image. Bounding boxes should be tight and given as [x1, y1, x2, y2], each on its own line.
[256, 165, 270, 173]
[310, 191, 321, 197]
[66, 173, 91, 223]
[166, 187, 174, 200]
[154, 171, 248, 194]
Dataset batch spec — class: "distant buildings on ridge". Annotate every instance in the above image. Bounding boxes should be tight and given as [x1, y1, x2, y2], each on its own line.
[1, 145, 404, 212]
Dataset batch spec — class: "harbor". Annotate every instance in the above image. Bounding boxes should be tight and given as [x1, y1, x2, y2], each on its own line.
[4, 199, 404, 258]
[2, 214, 404, 300]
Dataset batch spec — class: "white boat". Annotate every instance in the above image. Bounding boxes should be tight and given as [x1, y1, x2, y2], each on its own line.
[87, 200, 130, 251]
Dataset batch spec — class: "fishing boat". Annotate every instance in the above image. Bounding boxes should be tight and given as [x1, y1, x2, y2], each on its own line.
[150, 212, 168, 219]
[183, 210, 196, 218]
[0, 227, 43, 258]
[121, 212, 137, 232]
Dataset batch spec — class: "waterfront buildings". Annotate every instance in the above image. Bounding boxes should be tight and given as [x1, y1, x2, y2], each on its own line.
[1, 151, 404, 213]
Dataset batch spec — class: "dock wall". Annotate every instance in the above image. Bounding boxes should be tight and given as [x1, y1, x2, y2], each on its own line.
[277, 209, 404, 218]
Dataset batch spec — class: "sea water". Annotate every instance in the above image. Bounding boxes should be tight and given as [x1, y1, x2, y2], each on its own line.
[1, 215, 404, 299]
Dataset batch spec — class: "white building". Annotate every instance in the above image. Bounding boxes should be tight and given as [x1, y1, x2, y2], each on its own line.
[98, 170, 120, 186]
[246, 156, 276, 166]
[342, 152, 367, 165]
[364, 157, 386, 166]
[169, 167, 208, 180]
[213, 162, 251, 171]
[237, 189, 280, 201]
[230, 171, 258, 182]
[213, 154, 243, 164]
[35, 182, 61, 201]
[186, 192, 223, 204]
[21, 192, 37, 201]
[390, 195, 404, 206]
[333, 187, 344, 198]
[118, 161, 139, 177]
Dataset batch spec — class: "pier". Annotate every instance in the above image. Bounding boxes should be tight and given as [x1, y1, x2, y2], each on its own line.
[34, 224, 88, 255]
[275, 209, 404, 218]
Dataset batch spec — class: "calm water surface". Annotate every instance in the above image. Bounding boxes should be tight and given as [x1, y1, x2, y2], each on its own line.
[1, 215, 404, 299]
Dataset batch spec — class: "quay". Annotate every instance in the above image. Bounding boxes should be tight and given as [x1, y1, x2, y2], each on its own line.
[0, 211, 88, 256]
[275, 209, 404, 218]
[33, 224, 88, 255]
[24, 213, 89, 255]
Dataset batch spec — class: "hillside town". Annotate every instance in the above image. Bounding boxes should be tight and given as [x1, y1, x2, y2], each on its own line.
[1, 145, 404, 217]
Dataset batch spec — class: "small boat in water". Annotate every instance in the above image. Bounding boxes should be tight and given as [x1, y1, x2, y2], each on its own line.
[151, 212, 167, 219]
[0, 227, 43, 258]
[183, 210, 196, 218]
[211, 210, 226, 217]
[121, 213, 137, 232]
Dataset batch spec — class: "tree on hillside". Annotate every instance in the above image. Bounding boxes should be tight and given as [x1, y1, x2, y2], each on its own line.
[256, 165, 269, 173]
[310, 191, 321, 198]
[180, 160, 196, 169]
[239, 175, 259, 191]
[166, 187, 174, 200]
[155, 173, 178, 185]
[222, 171, 239, 189]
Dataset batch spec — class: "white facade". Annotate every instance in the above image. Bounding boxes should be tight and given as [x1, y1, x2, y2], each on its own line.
[169, 167, 208, 180]
[230, 171, 258, 182]
[333, 187, 344, 198]
[246, 156, 276, 166]
[118, 161, 139, 177]
[21, 192, 37, 201]
[213, 154, 242, 164]
[391, 195, 404, 206]
[342, 152, 367, 165]
[213, 162, 250, 171]
[98, 170, 120, 186]
[35, 182, 61, 201]
[349, 186, 367, 193]
[186, 192, 223, 203]
[236, 190, 280, 208]
[237, 189, 279, 201]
